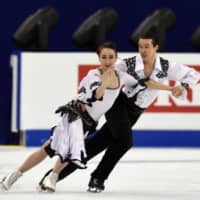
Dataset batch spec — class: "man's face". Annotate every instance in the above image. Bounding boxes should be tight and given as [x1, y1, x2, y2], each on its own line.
[138, 38, 158, 63]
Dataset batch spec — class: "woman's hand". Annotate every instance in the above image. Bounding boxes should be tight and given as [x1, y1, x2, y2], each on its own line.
[95, 68, 117, 99]
[100, 68, 116, 88]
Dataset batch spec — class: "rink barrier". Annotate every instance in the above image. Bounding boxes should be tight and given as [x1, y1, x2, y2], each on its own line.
[10, 52, 200, 147]
[25, 129, 200, 147]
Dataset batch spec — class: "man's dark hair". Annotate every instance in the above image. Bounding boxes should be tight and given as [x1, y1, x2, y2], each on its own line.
[139, 29, 159, 46]
[96, 41, 118, 56]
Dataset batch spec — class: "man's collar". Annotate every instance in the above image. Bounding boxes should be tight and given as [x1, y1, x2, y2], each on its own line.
[154, 55, 162, 71]
[136, 54, 162, 71]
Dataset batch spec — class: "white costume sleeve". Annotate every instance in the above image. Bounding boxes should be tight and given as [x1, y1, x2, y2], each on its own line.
[115, 58, 140, 87]
[167, 61, 200, 100]
[76, 70, 101, 104]
[167, 61, 200, 88]
[116, 70, 138, 86]
[115, 58, 127, 72]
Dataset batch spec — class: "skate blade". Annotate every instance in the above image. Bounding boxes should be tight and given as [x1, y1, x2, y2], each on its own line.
[36, 184, 47, 192]
[42, 185, 55, 193]
[44, 187, 55, 193]
[71, 160, 87, 169]
[0, 183, 8, 191]
[36, 184, 55, 193]
[87, 187, 103, 193]
[0, 177, 9, 191]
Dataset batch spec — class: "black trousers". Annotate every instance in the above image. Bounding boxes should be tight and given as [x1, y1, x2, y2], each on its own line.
[39, 92, 144, 184]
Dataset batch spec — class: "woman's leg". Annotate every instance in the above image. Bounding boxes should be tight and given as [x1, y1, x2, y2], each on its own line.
[1, 140, 50, 190]
[18, 140, 50, 173]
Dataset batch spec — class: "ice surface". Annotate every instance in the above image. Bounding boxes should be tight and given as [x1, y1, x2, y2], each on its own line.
[1, 147, 200, 200]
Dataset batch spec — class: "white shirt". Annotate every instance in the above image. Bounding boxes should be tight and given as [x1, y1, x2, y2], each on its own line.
[115, 54, 200, 108]
[76, 68, 133, 121]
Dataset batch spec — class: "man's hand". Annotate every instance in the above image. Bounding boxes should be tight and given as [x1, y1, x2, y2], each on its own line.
[171, 85, 185, 97]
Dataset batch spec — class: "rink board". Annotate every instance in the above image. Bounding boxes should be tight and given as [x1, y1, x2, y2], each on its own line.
[10, 52, 200, 146]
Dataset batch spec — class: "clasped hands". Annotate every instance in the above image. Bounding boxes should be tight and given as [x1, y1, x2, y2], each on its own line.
[170, 85, 185, 97]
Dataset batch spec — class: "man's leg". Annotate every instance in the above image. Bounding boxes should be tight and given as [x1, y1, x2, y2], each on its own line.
[90, 133, 132, 181]
[87, 92, 134, 192]
[93, 92, 132, 178]
[88, 132, 132, 192]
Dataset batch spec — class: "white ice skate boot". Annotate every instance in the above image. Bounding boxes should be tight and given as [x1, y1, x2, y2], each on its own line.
[42, 172, 58, 192]
[71, 159, 87, 169]
[0, 170, 22, 191]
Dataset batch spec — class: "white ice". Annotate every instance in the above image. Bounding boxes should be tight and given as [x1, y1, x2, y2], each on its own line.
[1, 147, 200, 200]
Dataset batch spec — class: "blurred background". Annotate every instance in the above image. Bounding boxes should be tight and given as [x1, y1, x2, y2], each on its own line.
[1, 0, 200, 145]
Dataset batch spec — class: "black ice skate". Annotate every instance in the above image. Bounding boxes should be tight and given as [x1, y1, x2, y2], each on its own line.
[87, 177, 105, 193]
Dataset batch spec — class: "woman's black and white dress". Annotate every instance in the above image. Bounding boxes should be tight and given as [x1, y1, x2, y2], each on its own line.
[50, 68, 136, 162]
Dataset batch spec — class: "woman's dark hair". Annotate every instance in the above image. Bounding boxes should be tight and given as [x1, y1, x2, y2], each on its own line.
[96, 41, 118, 56]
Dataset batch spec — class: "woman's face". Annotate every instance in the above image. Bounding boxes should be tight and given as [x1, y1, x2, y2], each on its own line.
[98, 48, 117, 71]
